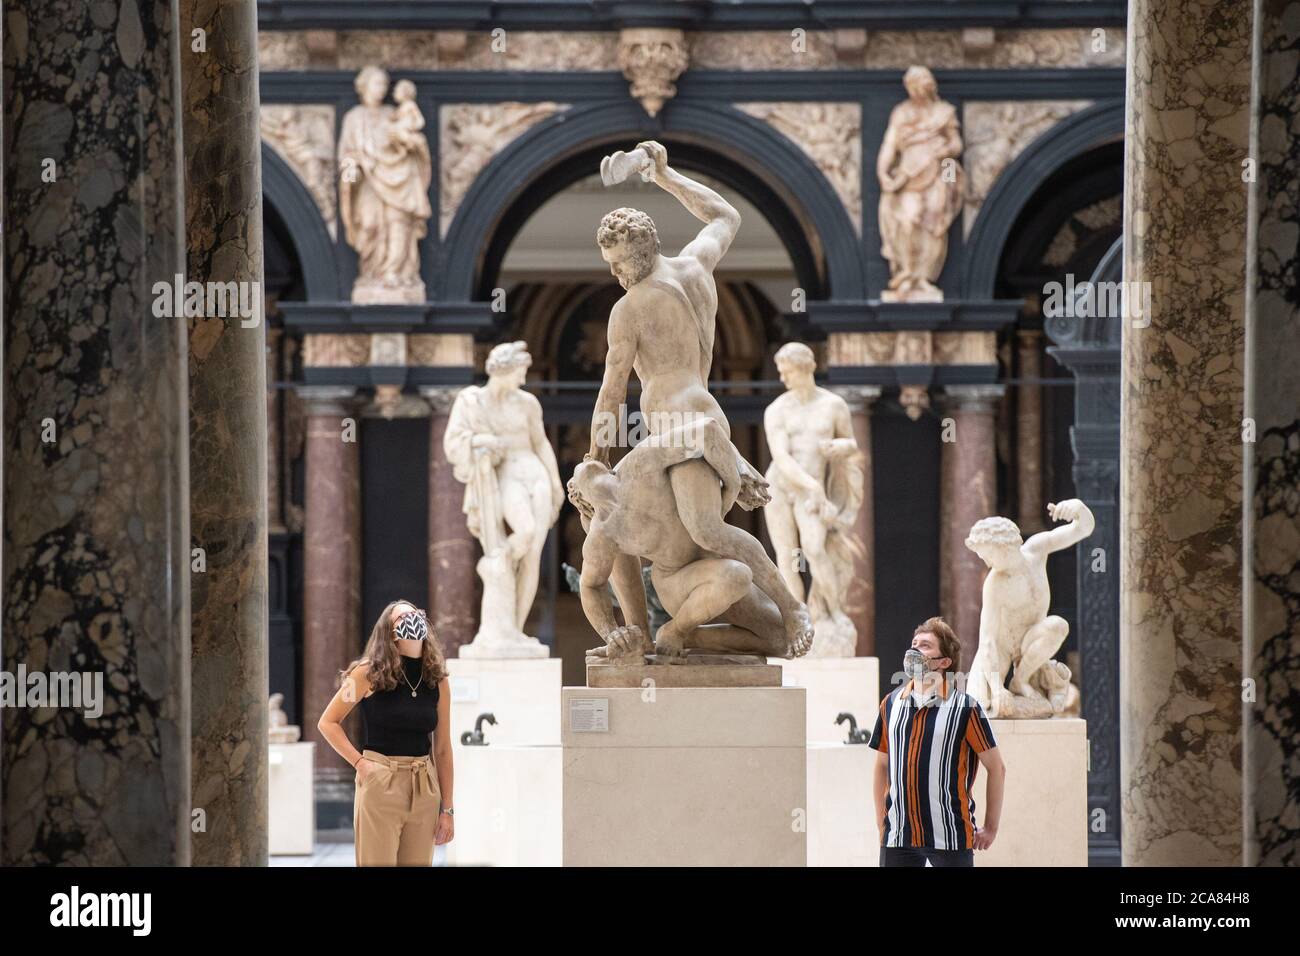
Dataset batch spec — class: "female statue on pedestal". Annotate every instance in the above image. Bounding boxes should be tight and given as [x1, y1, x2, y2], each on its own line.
[444, 342, 565, 658]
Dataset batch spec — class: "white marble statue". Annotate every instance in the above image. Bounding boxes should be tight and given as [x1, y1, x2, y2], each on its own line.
[964, 501, 1093, 718]
[877, 65, 965, 303]
[268, 693, 301, 743]
[576, 140, 813, 662]
[339, 67, 432, 303]
[763, 342, 865, 657]
[444, 342, 565, 658]
[571, 418, 812, 662]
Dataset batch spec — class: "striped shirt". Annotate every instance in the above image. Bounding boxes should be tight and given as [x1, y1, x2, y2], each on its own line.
[868, 678, 998, 850]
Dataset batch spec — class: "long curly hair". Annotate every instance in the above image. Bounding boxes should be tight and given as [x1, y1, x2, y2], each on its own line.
[341, 599, 448, 694]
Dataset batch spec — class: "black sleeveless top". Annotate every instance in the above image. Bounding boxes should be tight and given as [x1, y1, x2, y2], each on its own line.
[359, 656, 439, 757]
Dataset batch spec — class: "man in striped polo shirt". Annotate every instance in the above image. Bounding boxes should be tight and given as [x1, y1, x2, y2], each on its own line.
[869, 616, 1006, 867]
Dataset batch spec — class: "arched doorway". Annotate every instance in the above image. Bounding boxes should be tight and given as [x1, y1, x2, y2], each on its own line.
[451, 111, 842, 678]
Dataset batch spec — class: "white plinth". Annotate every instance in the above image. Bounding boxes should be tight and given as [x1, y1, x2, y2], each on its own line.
[977, 717, 1088, 866]
[269, 742, 315, 856]
[808, 742, 878, 867]
[772, 656, 880, 743]
[561, 686, 807, 866]
[445, 744, 562, 867]
[447, 658, 562, 749]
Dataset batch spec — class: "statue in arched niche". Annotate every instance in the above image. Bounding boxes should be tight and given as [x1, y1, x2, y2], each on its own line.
[877, 66, 965, 303]
[338, 67, 432, 303]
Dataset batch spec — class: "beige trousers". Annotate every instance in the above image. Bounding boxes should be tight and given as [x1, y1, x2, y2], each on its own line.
[354, 750, 441, 867]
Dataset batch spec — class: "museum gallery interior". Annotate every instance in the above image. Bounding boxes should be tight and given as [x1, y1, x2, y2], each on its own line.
[2, 0, 1298, 871]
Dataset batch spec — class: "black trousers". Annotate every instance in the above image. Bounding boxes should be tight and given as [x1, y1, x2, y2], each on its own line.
[880, 845, 974, 867]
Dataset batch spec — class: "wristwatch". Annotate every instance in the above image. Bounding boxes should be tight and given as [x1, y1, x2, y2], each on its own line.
[441, 807, 454, 816]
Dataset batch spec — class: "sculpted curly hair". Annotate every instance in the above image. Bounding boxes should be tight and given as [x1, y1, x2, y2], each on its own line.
[597, 207, 660, 256]
[965, 516, 1023, 549]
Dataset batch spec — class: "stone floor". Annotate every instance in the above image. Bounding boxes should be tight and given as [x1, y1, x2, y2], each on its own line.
[270, 831, 450, 867]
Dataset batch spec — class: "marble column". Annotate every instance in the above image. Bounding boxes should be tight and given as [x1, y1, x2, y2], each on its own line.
[1016, 331, 1045, 532]
[421, 387, 477, 656]
[1121, 0, 1250, 866]
[835, 386, 881, 656]
[267, 327, 285, 532]
[2, 0, 190, 864]
[1244, 0, 1300, 867]
[180, 0, 269, 867]
[299, 387, 362, 771]
[941, 386, 1004, 669]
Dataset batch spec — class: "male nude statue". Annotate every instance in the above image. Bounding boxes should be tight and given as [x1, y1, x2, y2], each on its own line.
[570, 419, 813, 662]
[964, 500, 1094, 718]
[763, 342, 864, 655]
[586, 140, 812, 651]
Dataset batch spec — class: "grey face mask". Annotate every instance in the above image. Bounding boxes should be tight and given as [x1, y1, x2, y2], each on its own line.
[903, 647, 937, 677]
[394, 612, 428, 642]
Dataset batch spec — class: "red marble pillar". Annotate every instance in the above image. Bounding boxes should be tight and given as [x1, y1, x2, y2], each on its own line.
[421, 387, 477, 656]
[940, 385, 1003, 670]
[1016, 331, 1045, 533]
[298, 386, 361, 770]
[836, 386, 881, 656]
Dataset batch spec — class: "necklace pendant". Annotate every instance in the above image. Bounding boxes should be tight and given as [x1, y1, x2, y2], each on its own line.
[411, 690, 418, 698]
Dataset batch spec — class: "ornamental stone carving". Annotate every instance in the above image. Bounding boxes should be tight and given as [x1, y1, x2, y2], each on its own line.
[440, 102, 564, 235]
[618, 28, 689, 117]
[738, 102, 862, 232]
[260, 105, 338, 236]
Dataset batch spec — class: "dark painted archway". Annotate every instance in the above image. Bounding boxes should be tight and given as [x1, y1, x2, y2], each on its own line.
[261, 143, 338, 301]
[964, 100, 1125, 300]
[437, 100, 865, 302]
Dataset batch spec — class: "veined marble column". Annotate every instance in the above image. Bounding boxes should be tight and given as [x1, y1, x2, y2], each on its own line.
[420, 387, 477, 655]
[1244, 0, 1300, 867]
[1121, 0, 1250, 865]
[267, 326, 285, 532]
[299, 387, 362, 771]
[1016, 331, 1045, 532]
[835, 386, 881, 656]
[2, 0, 190, 864]
[181, 0, 269, 866]
[941, 386, 1004, 669]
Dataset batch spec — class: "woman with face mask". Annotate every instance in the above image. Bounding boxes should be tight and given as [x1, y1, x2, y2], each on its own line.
[318, 600, 454, 866]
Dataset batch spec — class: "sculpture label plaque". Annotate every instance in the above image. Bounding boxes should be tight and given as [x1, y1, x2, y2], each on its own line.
[569, 698, 610, 733]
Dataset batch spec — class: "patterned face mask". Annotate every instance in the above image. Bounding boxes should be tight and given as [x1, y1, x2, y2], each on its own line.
[394, 611, 428, 642]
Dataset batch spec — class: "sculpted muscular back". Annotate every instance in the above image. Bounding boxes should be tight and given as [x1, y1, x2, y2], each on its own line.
[577, 141, 813, 654]
[589, 141, 738, 461]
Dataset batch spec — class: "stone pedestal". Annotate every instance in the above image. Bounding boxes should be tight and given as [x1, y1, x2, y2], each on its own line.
[587, 659, 782, 688]
[772, 656, 880, 743]
[808, 742, 878, 867]
[446, 745, 562, 867]
[447, 658, 562, 749]
[976, 718, 1088, 867]
[561, 687, 807, 866]
[269, 743, 316, 856]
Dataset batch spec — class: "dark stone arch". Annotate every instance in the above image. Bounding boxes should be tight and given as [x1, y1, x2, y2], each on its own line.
[261, 143, 338, 301]
[964, 100, 1125, 299]
[438, 100, 865, 302]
